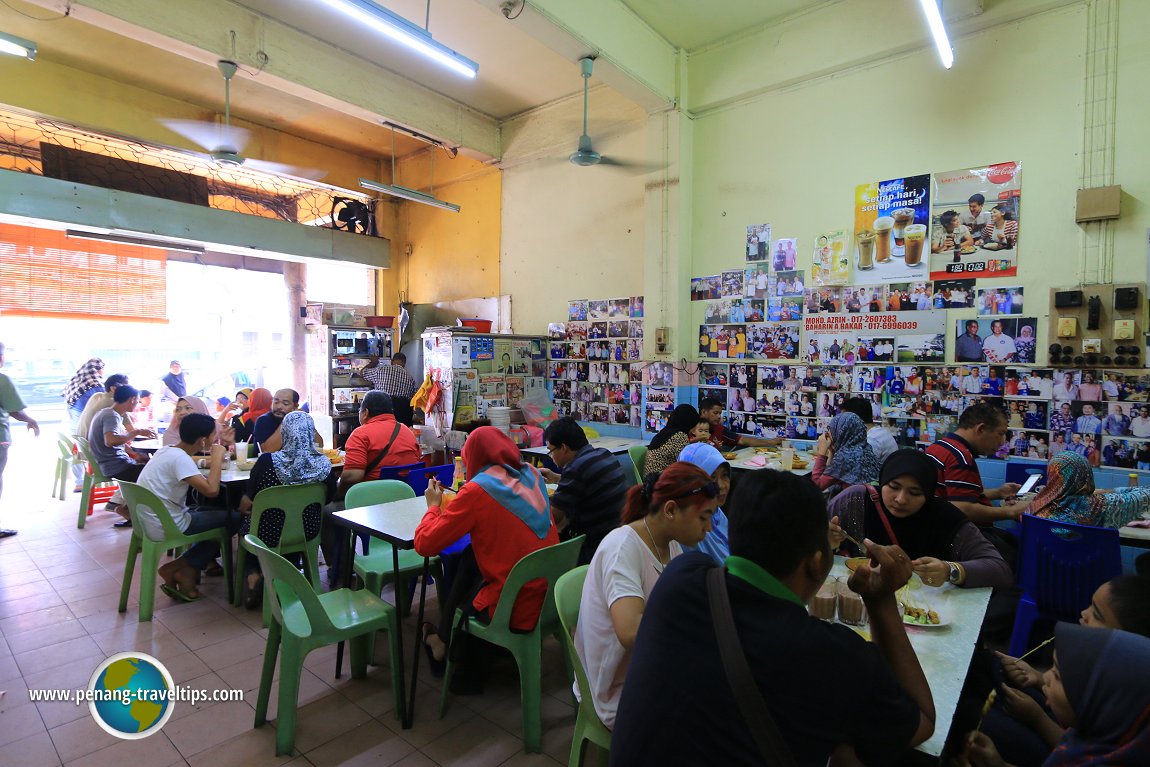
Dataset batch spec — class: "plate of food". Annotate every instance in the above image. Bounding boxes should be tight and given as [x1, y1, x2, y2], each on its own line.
[959, 246, 977, 255]
[722, 452, 739, 460]
[321, 448, 345, 466]
[845, 556, 870, 572]
[900, 601, 947, 627]
[754, 447, 778, 455]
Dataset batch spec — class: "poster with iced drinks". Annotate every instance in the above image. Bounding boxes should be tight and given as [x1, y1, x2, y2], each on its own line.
[929, 162, 1021, 281]
[852, 174, 931, 284]
[812, 229, 850, 286]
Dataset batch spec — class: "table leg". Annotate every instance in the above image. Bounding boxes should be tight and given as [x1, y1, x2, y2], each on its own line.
[334, 525, 356, 678]
[389, 544, 409, 726]
[405, 557, 431, 729]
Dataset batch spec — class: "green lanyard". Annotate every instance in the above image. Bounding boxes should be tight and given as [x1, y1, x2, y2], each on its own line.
[723, 555, 804, 607]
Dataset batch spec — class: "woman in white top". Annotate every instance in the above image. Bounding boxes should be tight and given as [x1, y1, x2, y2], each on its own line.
[574, 462, 717, 729]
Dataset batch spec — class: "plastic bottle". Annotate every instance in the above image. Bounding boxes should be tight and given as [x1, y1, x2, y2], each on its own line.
[452, 457, 466, 491]
[1128, 473, 1139, 488]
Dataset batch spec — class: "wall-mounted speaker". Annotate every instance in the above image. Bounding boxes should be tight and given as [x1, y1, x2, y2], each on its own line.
[1055, 290, 1084, 308]
[1115, 287, 1140, 310]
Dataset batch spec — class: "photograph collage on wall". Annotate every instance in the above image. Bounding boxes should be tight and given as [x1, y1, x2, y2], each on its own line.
[953, 317, 1039, 364]
[929, 162, 1021, 281]
[698, 323, 802, 361]
[552, 299, 644, 427]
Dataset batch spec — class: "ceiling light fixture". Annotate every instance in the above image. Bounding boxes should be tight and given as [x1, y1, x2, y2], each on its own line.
[314, 0, 478, 79]
[359, 125, 461, 213]
[65, 230, 205, 254]
[918, 0, 954, 69]
[0, 31, 36, 60]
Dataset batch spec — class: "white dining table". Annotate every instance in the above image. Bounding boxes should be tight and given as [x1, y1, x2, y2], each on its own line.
[521, 436, 646, 457]
[725, 447, 815, 476]
[826, 557, 993, 757]
[1120, 523, 1150, 550]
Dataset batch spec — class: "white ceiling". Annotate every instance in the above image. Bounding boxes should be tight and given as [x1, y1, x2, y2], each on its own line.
[622, 0, 834, 51]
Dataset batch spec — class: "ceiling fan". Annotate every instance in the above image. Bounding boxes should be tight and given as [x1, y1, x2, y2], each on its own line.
[161, 60, 327, 181]
[568, 56, 653, 172]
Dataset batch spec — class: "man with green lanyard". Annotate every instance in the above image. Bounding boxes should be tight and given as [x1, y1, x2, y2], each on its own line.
[611, 469, 935, 766]
[0, 342, 40, 538]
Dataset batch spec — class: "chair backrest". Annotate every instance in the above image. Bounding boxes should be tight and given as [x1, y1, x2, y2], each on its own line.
[75, 436, 109, 481]
[118, 480, 188, 540]
[487, 535, 584, 635]
[344, 479, 415, 509]
[243, 534, 332, 637]
[626, 445, 647, 485]
[1018, 513, 1122, 620]
[580, 426, 600, 440]
[1004, 461, 1046, 487]
[404, 463, 454, 496]
[57, 434, 75, 459]
[249, 483, 327, 552]
[377, 462, 427, 484]
[554, 566, 596, 708]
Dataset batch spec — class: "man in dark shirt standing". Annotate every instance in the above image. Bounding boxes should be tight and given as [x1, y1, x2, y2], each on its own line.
[362, 353, 419, 426]
[539, 417, 627, 565]
[611, 470, 935, 766]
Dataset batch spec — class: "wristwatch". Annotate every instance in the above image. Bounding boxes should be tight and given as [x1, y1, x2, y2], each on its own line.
[947, 561, 961, 584]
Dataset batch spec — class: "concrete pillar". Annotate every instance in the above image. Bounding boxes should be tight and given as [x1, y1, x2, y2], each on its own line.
[284, 262, 307, 394]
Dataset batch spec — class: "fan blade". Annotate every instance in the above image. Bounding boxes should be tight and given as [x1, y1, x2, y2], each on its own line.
[160, 119, 251, 154]
[594, 156, 667, 174]
[243, 158, 328, 181]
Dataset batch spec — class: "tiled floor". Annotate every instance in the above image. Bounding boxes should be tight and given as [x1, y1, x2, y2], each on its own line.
[0, 437, 579, 767]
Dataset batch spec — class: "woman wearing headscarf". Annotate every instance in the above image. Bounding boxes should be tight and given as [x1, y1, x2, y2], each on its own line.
[233, 387, 271, 445]
[415, 426, 559, 690]
[162, 397, 233, 447]
[677, 442, 731, 564]
[643, 404, 700, 477]
[237, 410, 336, 607]
[1016, 325, 1036, 364]
[810, 412, 880, 497]
[1028, 451, 1150, 529]
[827, 449, 1011, 589]
[63, 358, 104, 427]
[218, 387, 251, 429]
[968, 623, 1150, 767]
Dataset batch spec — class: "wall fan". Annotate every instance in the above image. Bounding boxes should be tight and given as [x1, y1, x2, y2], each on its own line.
[161, 60, 327, 181]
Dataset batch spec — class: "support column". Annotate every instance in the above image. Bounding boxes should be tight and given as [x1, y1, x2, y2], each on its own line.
[284, 262, 307, 395]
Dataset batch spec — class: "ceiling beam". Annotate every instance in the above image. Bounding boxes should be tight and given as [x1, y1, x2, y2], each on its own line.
[20, 0, 501, 158]
[473, 0, 678, 113]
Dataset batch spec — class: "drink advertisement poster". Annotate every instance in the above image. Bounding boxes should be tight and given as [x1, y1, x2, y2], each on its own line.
[812, 229, 851, 286]
[853, 174, 931, 284]
[929, 162, 1022, 281]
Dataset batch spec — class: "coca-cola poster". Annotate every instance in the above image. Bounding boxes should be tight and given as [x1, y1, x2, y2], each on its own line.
[929, 162, 1022, 280]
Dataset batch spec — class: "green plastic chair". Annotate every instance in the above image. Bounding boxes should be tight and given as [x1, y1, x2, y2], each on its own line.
[117, 481, 235, 622]
[75, 436, 117, 529]
[626, 444, 647, 485]
[347, 480, 442, 617]
[245, 534, 402, 756]
[439, 535, 584, 753]
[555, 566, 611, 767]
[52, 433, 76, 501]
[234, 483, 328, 627]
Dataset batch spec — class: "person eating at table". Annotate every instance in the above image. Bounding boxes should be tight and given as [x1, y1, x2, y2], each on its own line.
[678, 442, 731, 564]
[810, 412, 880, 498]
[253, 388, 323, 452]
[1027, 451, 1150, 529]
[415, 426, 559, 692]
[972, 576, 1150, 767]
[699, 396, 779, 451]
[827, 449, 1011, 589]
[610, 469, 936, 765]
[576, 462, 717, 730]
[643, 404, 700, 478]
[136, 413, 240, 602]
[218, 386, 251, 429]
[163, 396, 232, 446]
[89, 385, 156, 526]
[966, 623, 1150, 767]
[232, 387, 271, 445]
[538, 416, 627, 566]
[237, 410, 336, 608]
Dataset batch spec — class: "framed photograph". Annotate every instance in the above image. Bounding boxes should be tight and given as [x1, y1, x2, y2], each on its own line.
[976, 286, 1025, 316]
[747, 223, 771, 262]
[691, 276, 720, 301]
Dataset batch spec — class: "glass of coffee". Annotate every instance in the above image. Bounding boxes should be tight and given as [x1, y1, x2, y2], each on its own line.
[904, 224, 927, 266]
[809, 578, 838, 620]
[836, 578, 868, 625]
[856, 229, 876, 270]
[892, 208, 916, 256]
[873, 216, 894, 264]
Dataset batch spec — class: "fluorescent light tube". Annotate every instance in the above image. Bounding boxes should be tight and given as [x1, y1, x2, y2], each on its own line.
[65, 230, 204, 254]
[918, 0, 953, 69]
[315, 0, 478, 79]
[359, 178, 461, 213]
[0, 31, 36, 60]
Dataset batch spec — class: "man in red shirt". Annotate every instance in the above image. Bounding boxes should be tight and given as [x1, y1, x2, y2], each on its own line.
[699, 397, 779, 451]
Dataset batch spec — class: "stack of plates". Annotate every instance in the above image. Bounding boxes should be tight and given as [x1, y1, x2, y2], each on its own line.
[488, 406, 513, 434]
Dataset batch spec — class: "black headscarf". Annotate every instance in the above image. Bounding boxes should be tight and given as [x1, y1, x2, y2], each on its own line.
[649, 404, 700, 450]
[863, 449, 970, 560]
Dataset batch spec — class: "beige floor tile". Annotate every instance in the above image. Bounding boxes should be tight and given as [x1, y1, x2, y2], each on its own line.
[0, 603, 78, 637]
[480, 688, 573, 742]
[289, 693, 373, 754]
[304, 720, 415, 767]
[421, 716, 525, 767]
[179, 615, 255, 651]
[0, 567, 46, 588]
[54, 577, 124, 604]
[0, 730, 61, 767]
[5, 616, 89, 655]
[39, 558, 105, 581]
[0, 653, 21, 683]
[47, 713, 121, 763]
[15, 635, 103, 676]
[334, 670, 402, 720]
[184, 726, 294, 767]
[163, 698, 257, 758]
[50, 570, 118, 595]
[0, 578, 58, 606]
[387, 752, 438, 767]
[0, 589, 65, 620]
[27, 654, 111, 729]
[61, 732, 182, 767]
[496, 753, 567, 767]
[255, 667, 336, 722]
[158, 650, 212, 686]
[75, 608, 139, 635]
[165, 671, 234, 722]
[89, 623, 189, 661]
[0, 551, 39, 574]
[68, 594, 131, 620]
[215, 657, 271, 697]
[152, 600, 234, 632]
[195, 631, 266, 669]
[539, 720, 577, 765]
[0, 702, 47, 747]
[380, 685, 478, 750]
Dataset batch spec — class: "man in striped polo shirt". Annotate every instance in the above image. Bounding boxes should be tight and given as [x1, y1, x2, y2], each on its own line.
[540, 417, 628, 565]
[925, 402, 1030, 529]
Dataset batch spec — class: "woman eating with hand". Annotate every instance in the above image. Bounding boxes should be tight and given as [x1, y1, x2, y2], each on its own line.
[827, 448, 1011, 589]
[810, 411, 880, 498]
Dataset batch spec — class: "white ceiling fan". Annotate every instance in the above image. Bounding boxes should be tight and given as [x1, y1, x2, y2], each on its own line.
[161, 60, 327, 181]
[568, 56, 656, 172]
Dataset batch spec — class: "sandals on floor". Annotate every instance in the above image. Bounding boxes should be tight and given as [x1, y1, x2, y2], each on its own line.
[421, 622, 446, 677]
[203, 560, 224, 577]
[160, 583, 202, 603]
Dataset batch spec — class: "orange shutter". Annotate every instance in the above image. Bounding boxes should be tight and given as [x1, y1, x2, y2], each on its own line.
[0, 224, 167, 322]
